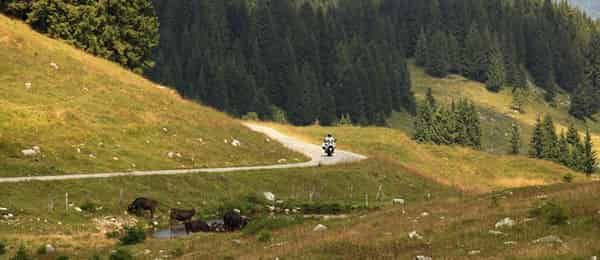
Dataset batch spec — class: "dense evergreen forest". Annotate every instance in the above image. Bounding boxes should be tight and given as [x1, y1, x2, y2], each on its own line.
[0, 0, 159, 74]
[2, 0, 600, 125]
[148, 0, 600, 124]
[148, 0, 415, 125]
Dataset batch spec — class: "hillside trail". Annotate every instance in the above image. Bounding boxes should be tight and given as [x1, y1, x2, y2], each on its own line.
[0, 122, 367, 183]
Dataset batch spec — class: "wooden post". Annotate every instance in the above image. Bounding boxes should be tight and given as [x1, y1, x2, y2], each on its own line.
[365, 193, 369, 208]
[119, 189, 124, 206]
[65, 192, 69, 212]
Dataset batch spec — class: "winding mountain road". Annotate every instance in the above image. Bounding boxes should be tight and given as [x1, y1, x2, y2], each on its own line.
[0, 123, 367, 183]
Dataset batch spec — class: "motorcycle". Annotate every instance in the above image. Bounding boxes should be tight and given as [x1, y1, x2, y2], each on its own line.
[323, 141, 336, 157]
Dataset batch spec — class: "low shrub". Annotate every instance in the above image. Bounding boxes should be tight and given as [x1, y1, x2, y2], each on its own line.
[241, 112, 259, 121]
[530, 201, 569, 225]
[80, 201, 100, 213]
[563, 173, 574, 183]
[119, 226, 146, 245]
[257, 230, 272, 242]
[10, 246, 30, 260]
[57, 256, 69, 260]
[0, 241, 6, 255]
[109, 249, 133, 260]
[243, 215, 303, 235]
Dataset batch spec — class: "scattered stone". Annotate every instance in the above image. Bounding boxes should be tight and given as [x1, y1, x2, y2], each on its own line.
[533, 235, 563, 244]
[74, 207, 83, 212]
[392, 198, 405, 205]
[495, 217, 516, 229]
[143, 249, 151, 255]
[82, 87, 89, 92]
[0, 207, 7, 211]
[21, 149, 38, 157]
[468, 250, 481, 255]
[489, 230, 504, 236]
[233, 209, 241, 214]
[168, 152, 175, 159]
[162, 128, 168, 133]
[267, 206, 275, 212]
[536, 194, 548, 200]
[175, 152, 182, 158]
[504, 241, 517, 245]
[409, 231, 423, 240]
[25, 82, 32, 90]
[384, 232, 393, 236]
[112, 157, 119, 161]
[421, 212, 430, 217]
[232, 239, 242, 245]
[591, 256, 597, 260]
[313, 224, 328, 232]
[277, 158, 287, 163]
[264, 192, 275, 201]
[89, 154, 96, 159]
[45, 244, 55, 254]
[231, 139, 241, 147]
[266, 138, 271, 142]
[76, 148, 81, 153]
[415, 256, 432, 260]
[49, 62, 59, 70]
[224, 139, 229, 144]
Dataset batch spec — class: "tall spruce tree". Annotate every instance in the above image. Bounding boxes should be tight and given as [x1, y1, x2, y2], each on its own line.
[510, 123, 521, 154]
[583, 127, 597, 174]
[529, 116, 544, 158]
[541, 115, 559, 160]
[486, 45, 506, 92]
[426, 30, 450, 78]
[415, 28, 429, 67]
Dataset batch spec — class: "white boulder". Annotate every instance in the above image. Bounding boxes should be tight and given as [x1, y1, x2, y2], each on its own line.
[392, 198, 405, 205]
[495, 217, 516, 229]
[313, 224, 328, 232]
[409, 231, 423, 240]
[264, 192, 275, 201]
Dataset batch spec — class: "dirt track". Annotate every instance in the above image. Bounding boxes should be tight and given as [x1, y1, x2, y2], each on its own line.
[0, 123, 366, 183]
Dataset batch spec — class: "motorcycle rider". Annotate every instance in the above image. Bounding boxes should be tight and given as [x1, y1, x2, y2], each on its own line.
[323, 134, 336, 150]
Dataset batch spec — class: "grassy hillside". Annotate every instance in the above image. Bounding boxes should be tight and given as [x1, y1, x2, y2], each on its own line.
[391, 62, 600, 156]
[0, 15, 305, 177]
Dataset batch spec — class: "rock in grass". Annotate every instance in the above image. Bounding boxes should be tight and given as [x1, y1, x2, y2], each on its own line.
[488, 230, 504, 236]
[409, 231, 423, 240]
[495, 217, 515, 228]
[415, 256, 432, 260]
[263, 192, 275, 201]
[533, 235, 563, 244]
[313, 224, 327, 232]
[468, 250, 481, 255]
[45, 244, 55, 254]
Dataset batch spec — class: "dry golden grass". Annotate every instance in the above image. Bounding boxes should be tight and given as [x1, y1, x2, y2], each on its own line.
[0, 15, 305, 177]
[265, 122, 581, 193]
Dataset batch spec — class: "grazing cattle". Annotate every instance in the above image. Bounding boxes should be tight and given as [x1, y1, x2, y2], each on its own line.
[184, 220, 211, 234]
[127, 197, 158, 219]
[170, 208, 196, 223]
[223, 211, 250, 231]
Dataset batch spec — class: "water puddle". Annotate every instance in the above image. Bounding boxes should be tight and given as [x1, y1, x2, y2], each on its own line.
[153, 219, 224, 239]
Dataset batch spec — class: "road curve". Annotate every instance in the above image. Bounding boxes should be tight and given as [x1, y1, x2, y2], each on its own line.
[0, 123, 367, 183]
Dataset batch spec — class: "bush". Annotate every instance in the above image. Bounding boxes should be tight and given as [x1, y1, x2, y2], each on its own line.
[80, 201, 100, 213]
[173, 248, 184, 257]
[119, 226, 146, 245]
[0, 241, 6, 255]
[257, 230, 272, 242]
[269, 106, 287, 124]
[563, 173, 574, 183]
[105, 230, 121, 239]
[10, 246, 30, 260]
[241, 112, 259, 121]
[530, 201, 569, 225]
[243, 216, 303, 235]
[57, 256, 69, 260]
[89, 254, 102, 260]
[338, 114, 352, 126]
[109, 249, 133, 260]
[35, 245, 46, 255]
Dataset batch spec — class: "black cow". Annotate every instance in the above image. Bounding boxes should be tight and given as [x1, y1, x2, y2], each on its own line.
[170, 208, 196, 223]
[127, 197, 158, 219]
[184, 219, 211, 234]
[223, 211, 249, 231]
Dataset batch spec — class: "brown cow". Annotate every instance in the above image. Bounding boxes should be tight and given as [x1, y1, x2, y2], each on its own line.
[127, 198, 158, 219]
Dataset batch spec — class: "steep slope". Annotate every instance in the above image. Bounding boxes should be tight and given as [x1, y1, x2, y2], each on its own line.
[391, 62, 600, 155]
[0, 15, 304, 177]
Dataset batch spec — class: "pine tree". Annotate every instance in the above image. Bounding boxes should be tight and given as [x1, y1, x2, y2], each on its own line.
[541, 115, 559, 160]
[425, 88, 436, 109]
[566, 121, 581, 146]
[486, 45, 506, 92]
[510, 87, 527, 113]
[415, 28, 429, 67]
[582, 127, 597, 174]
[426, 30, 450, 78]
[510, 123, 521, 154]
[557, 131, 571, 166]
[529, 116, 544, 158]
